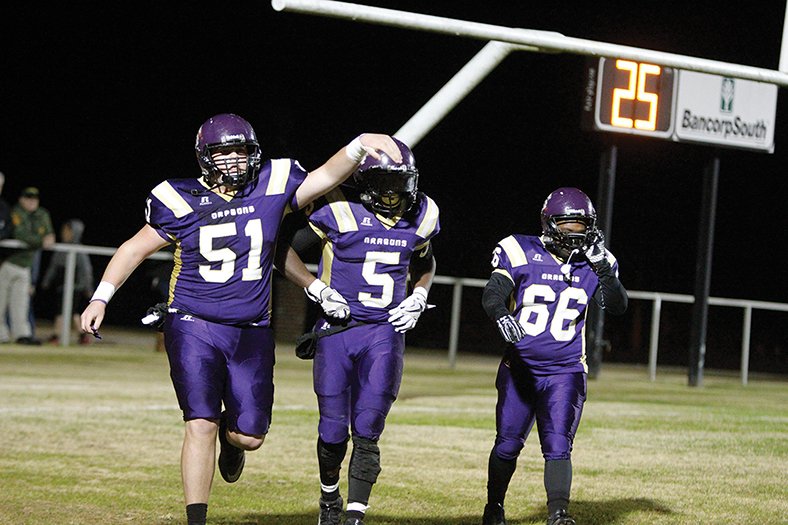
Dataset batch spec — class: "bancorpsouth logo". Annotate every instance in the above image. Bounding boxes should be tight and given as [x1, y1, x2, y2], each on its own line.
[680, 76, 767, 141]
[720, 78, 734, 113]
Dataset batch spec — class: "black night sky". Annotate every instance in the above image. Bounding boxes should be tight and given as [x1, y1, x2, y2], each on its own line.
[3, 1, 787, 370]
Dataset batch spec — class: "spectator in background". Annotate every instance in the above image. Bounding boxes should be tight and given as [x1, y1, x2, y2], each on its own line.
[0, 187, 55, 345]
[41, 219, 94, 345]
[0, 172, 11, 241]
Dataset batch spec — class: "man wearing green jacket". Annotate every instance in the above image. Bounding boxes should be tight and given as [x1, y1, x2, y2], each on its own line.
[0, 187, 55, 344]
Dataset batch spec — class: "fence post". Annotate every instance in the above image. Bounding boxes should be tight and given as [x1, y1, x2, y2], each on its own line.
[741, 306, 752, 386]
[648, 296, 662, 381]
[447, 280, 463, 368]
[59, 249, 77, 346]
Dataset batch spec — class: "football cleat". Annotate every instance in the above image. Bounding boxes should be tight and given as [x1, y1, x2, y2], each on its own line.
[482, 502, 507, 525]
[546, 508, 576, 525]
[217, 412, 245, 483]
[342, 519, 364, 525]
[318, 495, 343, 525]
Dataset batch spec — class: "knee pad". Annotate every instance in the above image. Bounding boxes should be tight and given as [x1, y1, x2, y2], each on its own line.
[349, 435, 381, 484]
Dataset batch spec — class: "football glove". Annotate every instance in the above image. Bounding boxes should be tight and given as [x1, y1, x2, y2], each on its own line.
[584, 229, 608, 273]
[141, 302, 168, 331]
[496, 314, 526, 344]
[305, 279, 350, 320]
[387, 287, 428, 333]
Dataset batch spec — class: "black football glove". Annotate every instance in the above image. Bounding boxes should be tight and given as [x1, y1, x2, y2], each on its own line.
[141, 302, 168, 331]
[584, 229, 609, 273]
[496, 314, 526, 344]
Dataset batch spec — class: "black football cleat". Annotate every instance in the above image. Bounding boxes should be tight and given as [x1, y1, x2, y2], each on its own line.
[217, 412, 245, 483]
[318, 495, 343, 525]
[546, 508, 576, 525]
[482, 502, 507, 525]
[342, 519, 364, 525]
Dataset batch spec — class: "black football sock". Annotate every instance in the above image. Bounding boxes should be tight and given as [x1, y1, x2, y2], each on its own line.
[487, 448, 517, 505]
[545, 459, 572, 514]
[318, 437, 347, 500]
[186, 503, 207, 525]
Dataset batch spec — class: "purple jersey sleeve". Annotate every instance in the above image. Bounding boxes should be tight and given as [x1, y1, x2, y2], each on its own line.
[308, 190, 440, 323]
[492, 234, 610, 375]
[144, 159, 307, 326]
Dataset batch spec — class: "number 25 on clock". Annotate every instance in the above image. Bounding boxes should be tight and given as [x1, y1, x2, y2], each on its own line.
[590, 57, 676, 138]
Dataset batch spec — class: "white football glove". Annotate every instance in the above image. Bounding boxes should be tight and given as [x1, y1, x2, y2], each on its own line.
[387, 287, 428, 333]
[305, 279, 350, 320]
[496, 314, 526, 344]
[584, 229, 608, 273]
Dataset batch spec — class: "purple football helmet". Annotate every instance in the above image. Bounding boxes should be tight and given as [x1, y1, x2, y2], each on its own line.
[195, 113, 262, 188]
[540, 187, 597, 257]
[353, 137, 419, 218]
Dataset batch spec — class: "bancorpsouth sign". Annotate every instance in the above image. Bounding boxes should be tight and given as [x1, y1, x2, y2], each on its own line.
[674, 71, 777, 152]
[583, 59, 778, 153]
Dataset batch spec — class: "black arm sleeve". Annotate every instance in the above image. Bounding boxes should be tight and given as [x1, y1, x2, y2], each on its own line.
[592, 261, 628, 315]
[482, 272, 515, 321]
[279, 210, 321, 259]
[409, 243, 434, 275]
[290, 224, 321, 256]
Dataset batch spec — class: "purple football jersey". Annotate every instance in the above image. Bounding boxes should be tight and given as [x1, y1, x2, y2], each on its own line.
[307, 187, 440, 323]
[491, 234, 620, 375]
[146, 159, 307, 325]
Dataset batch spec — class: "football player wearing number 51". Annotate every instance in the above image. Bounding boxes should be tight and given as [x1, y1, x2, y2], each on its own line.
[79, 113, 401, 525]
[480, 187, 628, 525]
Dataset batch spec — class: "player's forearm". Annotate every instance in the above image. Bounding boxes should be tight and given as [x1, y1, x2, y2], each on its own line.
[99, 226, 169, 291]
[278, 246, 317, 289]
[482, 272, 515, 320]
[594, 266, 628, 315]
[295, 138, 364, 209]
[409, 256, 436, 293]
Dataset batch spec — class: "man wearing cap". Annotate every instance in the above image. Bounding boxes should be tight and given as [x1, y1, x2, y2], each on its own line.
[0, 186, 55, 344]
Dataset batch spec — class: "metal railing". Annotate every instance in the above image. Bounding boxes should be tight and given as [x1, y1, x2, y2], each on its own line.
[2, 240, 785, 384]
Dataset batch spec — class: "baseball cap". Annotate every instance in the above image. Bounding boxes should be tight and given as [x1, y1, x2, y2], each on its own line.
[21, 187, 40, 198]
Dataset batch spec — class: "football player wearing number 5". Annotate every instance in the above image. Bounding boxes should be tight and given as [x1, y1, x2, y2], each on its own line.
[480, 187, 627, 525]
[79, 113, 401, 525]
[275, 138, 439, 525]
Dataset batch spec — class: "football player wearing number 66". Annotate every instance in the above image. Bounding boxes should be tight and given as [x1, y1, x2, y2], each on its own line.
[480, 187, 627, 525]
[79, 113, 401, 525]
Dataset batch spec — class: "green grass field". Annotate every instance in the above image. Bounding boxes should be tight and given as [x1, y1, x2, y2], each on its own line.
[1, 329, 786, 525]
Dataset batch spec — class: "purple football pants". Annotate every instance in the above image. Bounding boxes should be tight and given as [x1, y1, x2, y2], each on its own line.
[164, 313, 275, 436]
[492, 356, 586, 461]
[313, 323, 404, 444]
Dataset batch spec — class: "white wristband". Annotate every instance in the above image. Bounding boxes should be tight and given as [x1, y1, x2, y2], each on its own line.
[345, 135, 367, 163]
[413, 286, 429, 300]
[91, 281, 116, 304]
